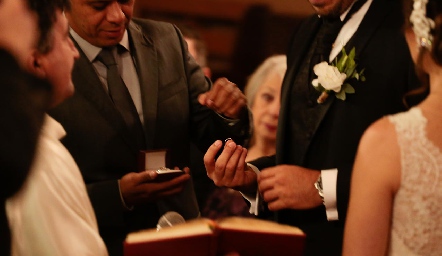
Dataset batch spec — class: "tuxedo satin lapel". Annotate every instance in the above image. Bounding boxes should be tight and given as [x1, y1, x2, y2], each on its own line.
[128, 22, 158, 149]
[344, 0, 390, 57]
[71, 39, 141, 153]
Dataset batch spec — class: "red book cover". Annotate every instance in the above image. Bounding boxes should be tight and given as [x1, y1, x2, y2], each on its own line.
[124, 217, 305, 256]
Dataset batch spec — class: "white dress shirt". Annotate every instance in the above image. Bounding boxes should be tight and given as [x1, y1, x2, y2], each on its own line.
[6, 115, 108, 256]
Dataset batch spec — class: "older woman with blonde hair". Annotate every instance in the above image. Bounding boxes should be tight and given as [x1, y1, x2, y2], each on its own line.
[202, 55, 286, 218]
[244, 55, 286, 162]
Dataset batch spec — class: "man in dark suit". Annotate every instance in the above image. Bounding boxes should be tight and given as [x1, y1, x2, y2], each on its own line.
[204, 0, 421, 255]
[48, 0, 250, 255]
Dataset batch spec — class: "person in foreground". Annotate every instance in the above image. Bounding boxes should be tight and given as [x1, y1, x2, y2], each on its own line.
[6, 0, 108, 255]
[343, 0, 442, 255]
[48, 0, 250, 255]
[203, 0, 422, 255]
[0, 0, 51, 254]
[202, 55, 286, 219]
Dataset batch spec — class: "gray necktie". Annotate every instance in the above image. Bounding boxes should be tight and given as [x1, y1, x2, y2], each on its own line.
[98, 47, 145, 147]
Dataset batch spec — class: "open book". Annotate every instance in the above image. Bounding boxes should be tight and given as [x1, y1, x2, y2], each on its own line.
[124, 217, 305, 256]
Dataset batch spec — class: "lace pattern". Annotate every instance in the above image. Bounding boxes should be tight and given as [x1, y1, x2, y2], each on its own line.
[388, 107, 442, 255]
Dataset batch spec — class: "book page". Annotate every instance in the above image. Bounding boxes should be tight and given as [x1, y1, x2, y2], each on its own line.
[217, 217, 304, 235]
[125, 218, 216, 243]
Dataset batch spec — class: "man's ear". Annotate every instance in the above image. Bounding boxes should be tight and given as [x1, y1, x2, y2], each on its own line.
[27, 51, 46, 78]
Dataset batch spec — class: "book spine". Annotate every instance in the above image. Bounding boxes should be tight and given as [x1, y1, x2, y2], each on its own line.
[209, 219, 220, 256]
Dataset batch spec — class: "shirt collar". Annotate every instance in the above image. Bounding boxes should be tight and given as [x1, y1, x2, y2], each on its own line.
[69, 28, 130, 62]
[42, 114, 66, 141]
[339, 1, 353, 21]
[317, 0, 371, 22]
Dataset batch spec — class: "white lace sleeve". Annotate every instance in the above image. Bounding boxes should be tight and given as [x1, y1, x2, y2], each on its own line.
[388, 108, 442, 256]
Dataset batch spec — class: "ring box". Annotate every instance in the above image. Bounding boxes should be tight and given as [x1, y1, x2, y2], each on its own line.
[138, 149, 184, 182]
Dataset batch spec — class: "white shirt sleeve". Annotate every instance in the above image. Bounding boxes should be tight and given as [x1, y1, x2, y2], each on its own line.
[321, 168, 339, 220]
[240, 163, 261, 215]
[240, 164, 340, 220]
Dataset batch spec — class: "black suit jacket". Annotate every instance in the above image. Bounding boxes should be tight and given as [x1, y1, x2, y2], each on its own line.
[49, 19, 249, 256]
[251, 1, 420, 255]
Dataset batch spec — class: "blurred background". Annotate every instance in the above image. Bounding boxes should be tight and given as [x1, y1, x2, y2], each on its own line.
[134, 0, 314, 89]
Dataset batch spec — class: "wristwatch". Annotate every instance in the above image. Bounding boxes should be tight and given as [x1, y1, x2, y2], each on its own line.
[314, 174, 325, 205]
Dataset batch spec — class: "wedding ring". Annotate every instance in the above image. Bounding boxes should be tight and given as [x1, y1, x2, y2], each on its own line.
[157, 167, 169, 172]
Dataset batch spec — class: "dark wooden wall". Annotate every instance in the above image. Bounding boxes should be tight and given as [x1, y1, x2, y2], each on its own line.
[134, 0, 309, 89]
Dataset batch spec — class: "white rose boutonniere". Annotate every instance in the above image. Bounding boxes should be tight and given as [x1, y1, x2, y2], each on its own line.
[311, 47, 366, 104]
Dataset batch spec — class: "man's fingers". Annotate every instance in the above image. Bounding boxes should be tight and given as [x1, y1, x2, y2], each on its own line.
[139, 170, 157, 182]
[182, 166, 190, 175]
[260, 186, 278, 203]
[214, 140, 237, 171]
[223, 145, 244, 182]
[204, 140, 223, 168]
[267, 200, 284, 212]
[198, 77, 246, 118]
[197, 93, 207, 106]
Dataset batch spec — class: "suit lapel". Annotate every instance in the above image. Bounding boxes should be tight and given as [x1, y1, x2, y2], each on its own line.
[128, 22, 158, 149]
[344, 0, 390, 57]
[71, 38, 141, 153]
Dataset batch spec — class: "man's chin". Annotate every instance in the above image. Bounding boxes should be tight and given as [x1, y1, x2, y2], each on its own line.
[102, 38, 124, 47]
[310, 0, 340, 16]
[309, 0, 329, 8]
[94, 32, 124, 47]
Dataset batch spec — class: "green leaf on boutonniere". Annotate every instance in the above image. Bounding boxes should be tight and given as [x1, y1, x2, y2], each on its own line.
[336, 83, 355, 101]
[336, 89, 346, 101]
[348, 47, 356, 60]
[336, 54, 347, 70]
[343, 83, 355, 93]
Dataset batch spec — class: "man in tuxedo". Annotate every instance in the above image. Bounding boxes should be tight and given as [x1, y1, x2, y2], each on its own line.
[48, 0, 250, 255]
[204, 0, 421, 255]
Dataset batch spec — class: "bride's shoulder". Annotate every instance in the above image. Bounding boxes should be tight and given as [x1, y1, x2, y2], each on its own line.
[361, 116, 397, 147]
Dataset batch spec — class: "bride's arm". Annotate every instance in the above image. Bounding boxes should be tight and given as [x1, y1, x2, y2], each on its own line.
[343, 118, 401, 256]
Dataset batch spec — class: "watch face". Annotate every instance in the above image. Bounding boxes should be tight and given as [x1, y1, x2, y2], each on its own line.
[318, 176, 323, 190]
[314, 176, 324, 201]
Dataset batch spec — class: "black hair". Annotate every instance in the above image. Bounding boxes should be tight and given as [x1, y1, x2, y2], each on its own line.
[27, 0, 71, 53]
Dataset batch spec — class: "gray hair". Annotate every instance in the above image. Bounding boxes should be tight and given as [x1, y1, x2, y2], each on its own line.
[244, 55, 287, 108]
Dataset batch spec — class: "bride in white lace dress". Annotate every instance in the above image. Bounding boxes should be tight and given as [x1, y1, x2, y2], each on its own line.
[343, 0, 442, 255]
